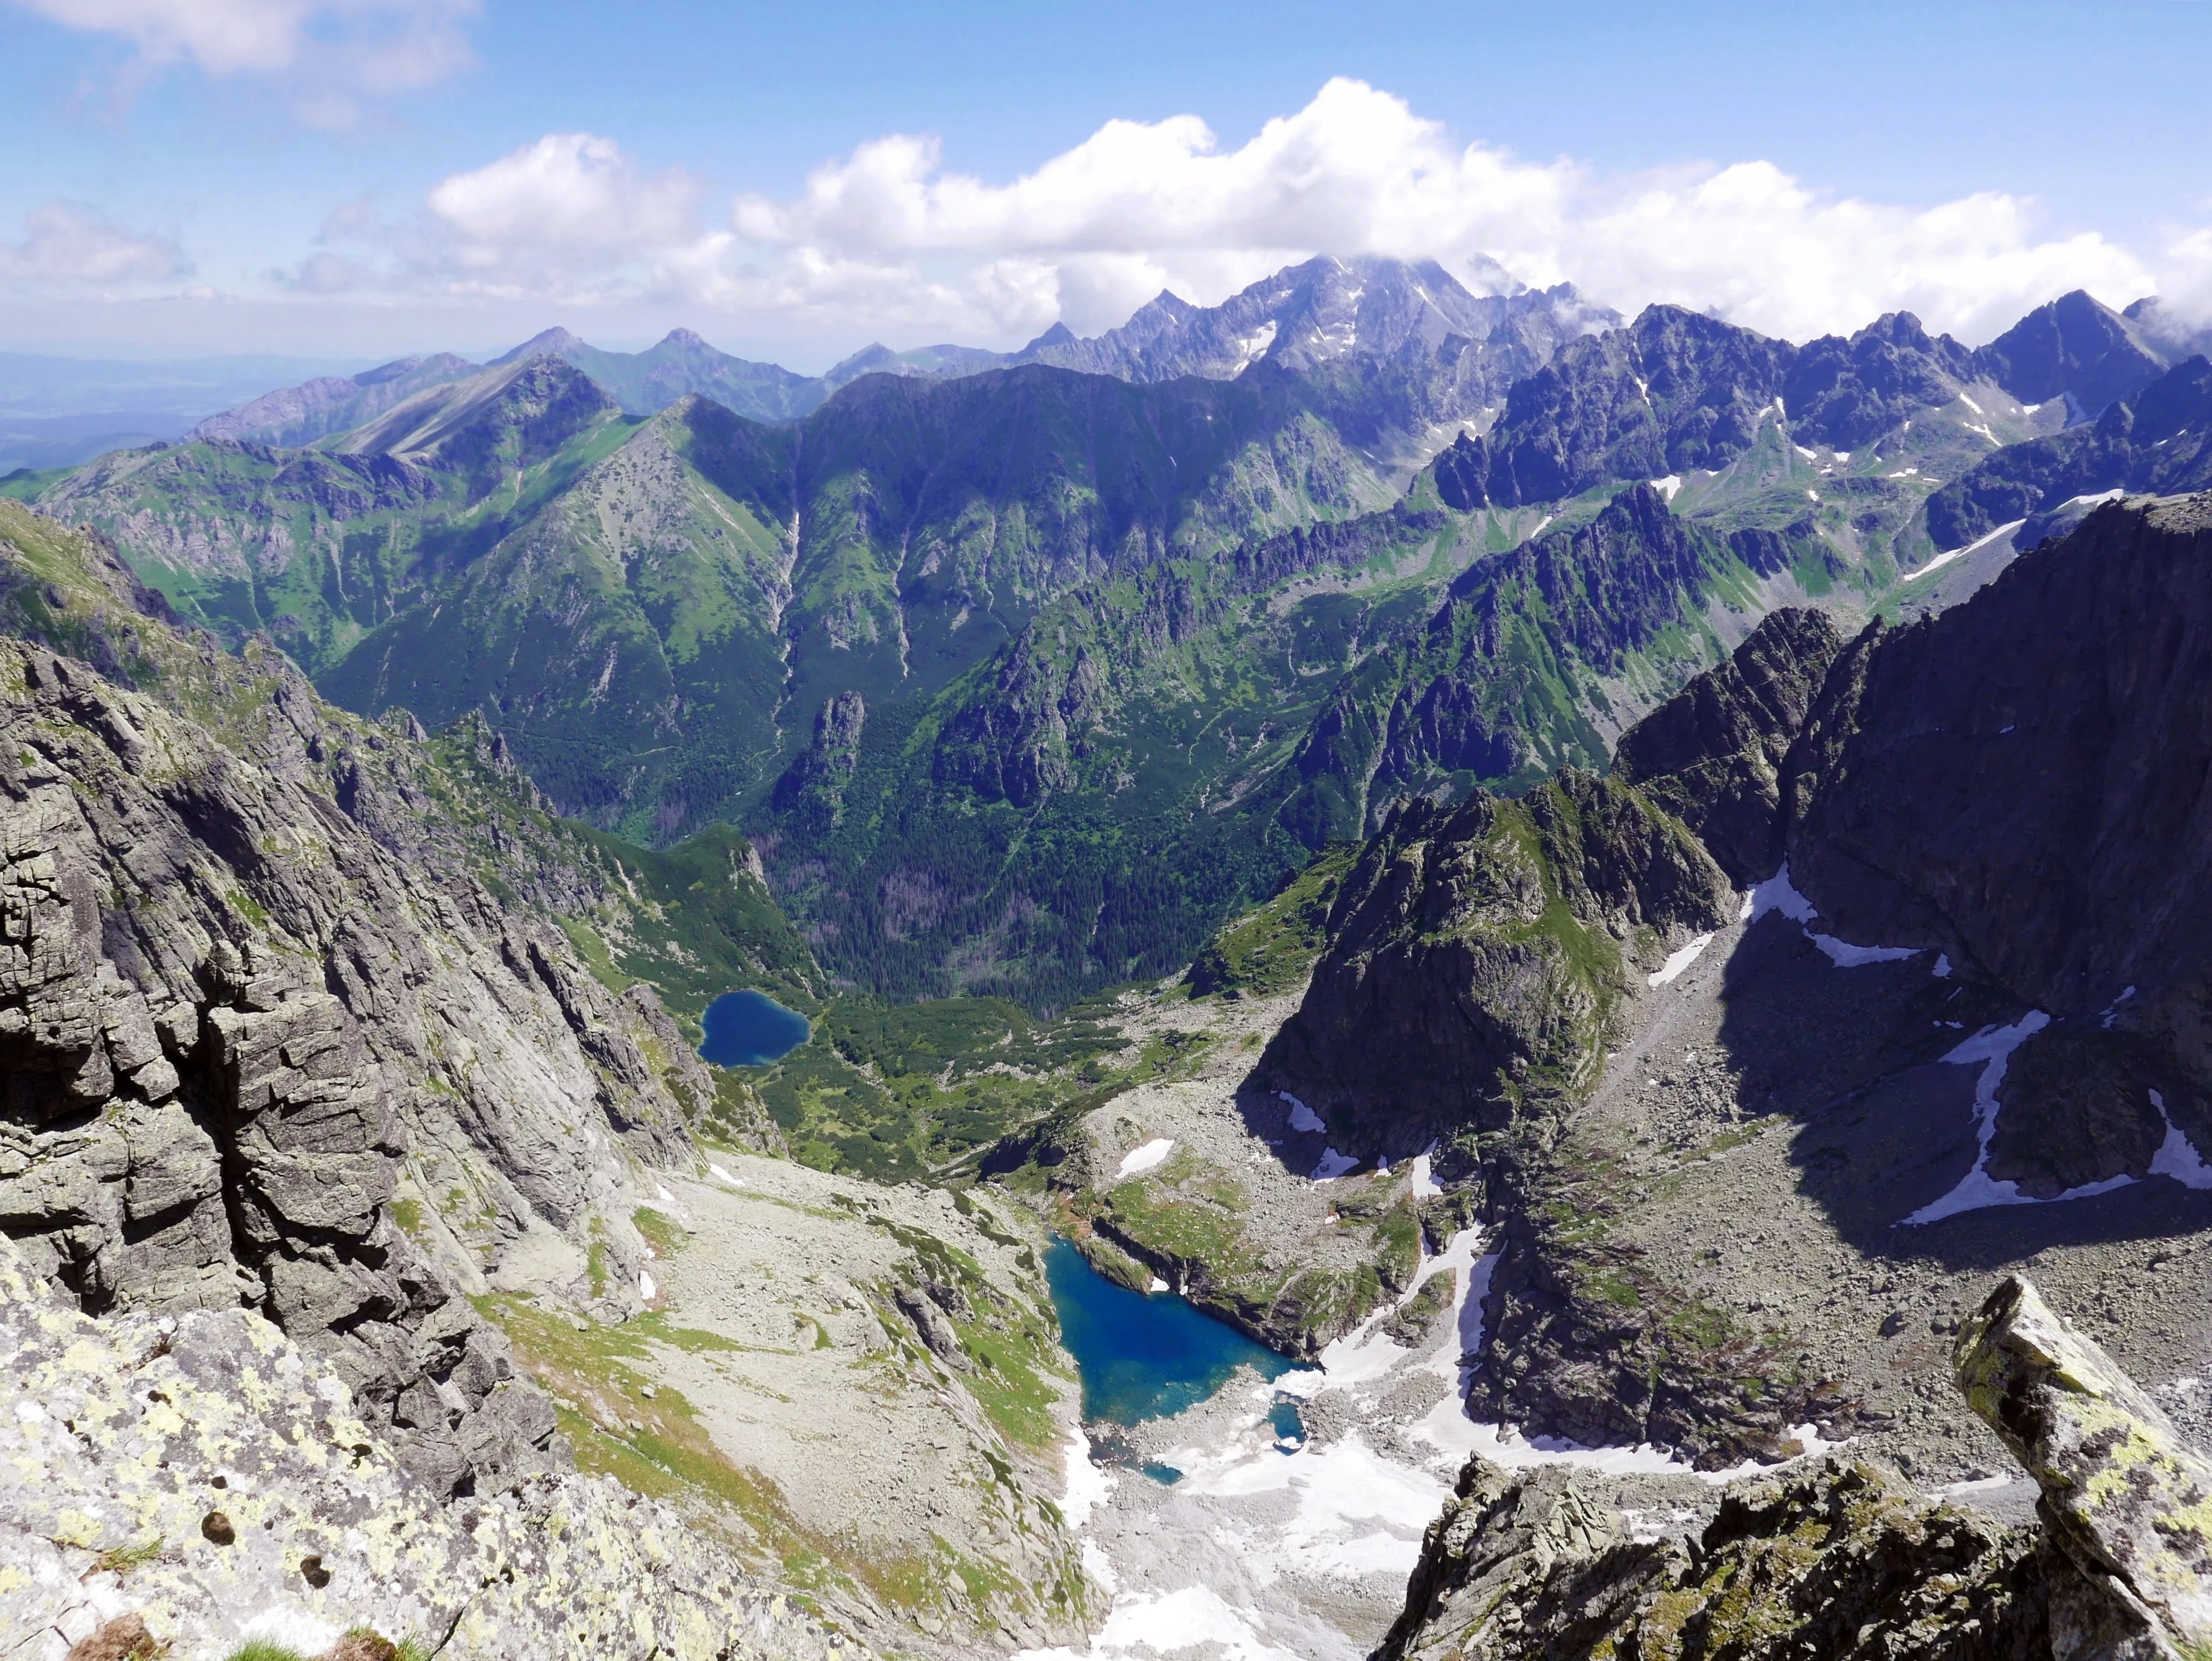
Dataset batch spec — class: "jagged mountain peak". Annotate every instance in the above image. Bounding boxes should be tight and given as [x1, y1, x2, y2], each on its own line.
[1972, 287, 2167, 414]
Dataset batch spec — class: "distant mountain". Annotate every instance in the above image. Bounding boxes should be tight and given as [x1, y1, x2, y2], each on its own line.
[1022, 254, 1612, 385]
[1926, 353, 2212, 548]
[1970, 288, 2169, 417]
[0, 349, 371, 472]
[183, 352, 479, 448]
[36, 265, 2201, 1007]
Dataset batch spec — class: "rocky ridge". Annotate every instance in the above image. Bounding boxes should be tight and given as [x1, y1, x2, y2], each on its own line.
[1378, 1272, 2212, 1661]
[0, 497, 710, 1499]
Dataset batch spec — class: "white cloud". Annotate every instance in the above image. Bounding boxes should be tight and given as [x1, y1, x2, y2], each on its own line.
[11, 0, 477, 123]
[425, 132, 701, 293]
[270, 79, 2204, 354]
[0, 201, 187, 290]
[727, 78, 2160, 345]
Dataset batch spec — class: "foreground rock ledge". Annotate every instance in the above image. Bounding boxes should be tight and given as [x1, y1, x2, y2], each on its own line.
[1377, 1274, 2212, 1661]
[1956, 1275, 2212, 1660]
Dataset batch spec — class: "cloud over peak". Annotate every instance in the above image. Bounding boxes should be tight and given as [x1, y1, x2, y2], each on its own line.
[249, 80, 2206, 350]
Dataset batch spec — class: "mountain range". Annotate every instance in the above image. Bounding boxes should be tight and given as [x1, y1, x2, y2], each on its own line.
[12, 257, 2212, 1009]
[15, 231, 2212, 1659]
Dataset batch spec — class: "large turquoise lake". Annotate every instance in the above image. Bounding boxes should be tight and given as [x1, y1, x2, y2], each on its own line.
[1045, 1236, 1297, 1426]
[697, 990, 811, 1067]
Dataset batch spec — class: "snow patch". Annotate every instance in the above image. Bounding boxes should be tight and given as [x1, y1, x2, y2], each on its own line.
[2062, 488, 2124, 510]
[1279, 1092, 1325, 1135]
[707, 1163, 742, 1186]
[1750, 864, 1920, 967]
[2150, 1091, 2212, 1190]
[1148, 1276, 1171, 1294]
[1806, 489, 1820, 502]
[639, 1268, 656, 1301]
[1311, 1147, 1359, 1181]
[1933, 955, 1953, 979]
[1408, 1147, 1442, 1199]
[1650, 474, 1683, 501]
[1910, 519, 2026, 583]
[1647, 933, 1715, 987]
[1959, 393, 1985, 415]
[1901, 1012, 2069, 1225]
[655, 1183, 676, 1203]
[1118, 1138, 1175, 1176]
[1059, 1425, 1115, 1529]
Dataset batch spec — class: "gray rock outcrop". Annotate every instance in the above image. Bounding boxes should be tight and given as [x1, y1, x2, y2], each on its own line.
[0, 501, 704, 1497]
[1956, 1276, 2212, 1660]
[0, 1230, 864, 1660]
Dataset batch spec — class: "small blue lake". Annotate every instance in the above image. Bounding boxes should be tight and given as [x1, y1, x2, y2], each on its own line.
[1044, 1236, 1298, 1426]
[697, 990, 811, 1067]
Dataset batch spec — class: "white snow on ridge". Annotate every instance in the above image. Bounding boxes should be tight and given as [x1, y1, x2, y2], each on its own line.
[1118, 1138, 1175, 1177]
[1909, 519, 2026, 583]
[1960, 393, 1986, 415]
[1647, 933, 1715, 986]
[2061, 488, 2124, 511]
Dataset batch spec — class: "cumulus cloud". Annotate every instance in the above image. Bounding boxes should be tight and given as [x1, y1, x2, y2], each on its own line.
[0, 201, 187, 289]
[11, 0, 477, 123]
[283, 79, 2203, 351]
[426, 133, 701, 291]
[728, 78, 2159, 345]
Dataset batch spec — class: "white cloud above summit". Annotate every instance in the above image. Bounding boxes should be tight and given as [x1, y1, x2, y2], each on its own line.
[354, 78, 2172, 350]
[26, 74, 2208, 353]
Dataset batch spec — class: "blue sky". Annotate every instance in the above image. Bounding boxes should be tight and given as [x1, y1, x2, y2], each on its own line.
[1, 0, 2208, 365]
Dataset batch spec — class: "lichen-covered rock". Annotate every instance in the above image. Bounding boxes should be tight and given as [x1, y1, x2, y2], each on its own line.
[1956, 1275, 2212, 1660]
[0, 1231, 867, 1661]
[1378, 1454, 2046, 1661]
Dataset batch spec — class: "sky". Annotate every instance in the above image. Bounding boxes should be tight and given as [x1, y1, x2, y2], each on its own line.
[1, 0, 2209, 369]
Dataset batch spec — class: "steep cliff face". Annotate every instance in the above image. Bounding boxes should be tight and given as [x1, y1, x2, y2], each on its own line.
[1612, 606, 1848, 884]
[1262, 768, 1733, 1156]
[0, 500, 703, 1498]
[1785, 494, 2212, 1169]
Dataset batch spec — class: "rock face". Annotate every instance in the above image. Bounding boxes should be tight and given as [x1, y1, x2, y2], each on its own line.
[1926, 357, 2212, 550]
[1612, 606, 1847, 885]
[1265, 768, 1732, 1155]
[1384, 1272, 2212, 1661]
[1956, 1276, 2212, 1660]
[1378, 1454, 2045, 1661]
[1785, 493, 2212, 1165]
[0, 1231, 862, 1661]
[0, 500, 701, 1498]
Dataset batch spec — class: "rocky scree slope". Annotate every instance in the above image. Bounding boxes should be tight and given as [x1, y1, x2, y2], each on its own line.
[1377, 1273, 2212, 1661]
[0, 498, 709, 1501]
